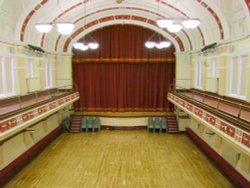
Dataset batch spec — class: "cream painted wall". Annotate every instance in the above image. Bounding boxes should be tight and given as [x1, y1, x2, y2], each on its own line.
[56, 54, 73, 89]
[100, 117, 148, 127]
[0, 41, 73, 97]
[188, 118, 250, 181]
[175, 52, 192, 89]
[175, 36, 250, 102]
[0, 111, 70, 170]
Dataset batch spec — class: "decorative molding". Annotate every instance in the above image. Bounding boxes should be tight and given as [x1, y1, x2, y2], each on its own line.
[0, 92, 79, 140]
[63, 15, 185, 52]
[73, 57, 175, 63]
[168, 93, 250, 152]
[74, 111, 172, 117]
[75, 107, 171, 113]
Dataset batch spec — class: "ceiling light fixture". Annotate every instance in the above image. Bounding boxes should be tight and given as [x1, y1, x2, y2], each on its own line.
[73, 35, 99, 51]
[34, 0, 75, 35]
[156, 18, 200, 33]
[145, 33, 171, 49]
[56, 22, 75, 35]
[35, 22, 75, 35]
[73, 1, 98, 51]
[35, 23, 52, 33]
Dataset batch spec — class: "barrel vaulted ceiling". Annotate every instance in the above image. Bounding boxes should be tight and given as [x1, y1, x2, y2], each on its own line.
[1, 0, 250, 52]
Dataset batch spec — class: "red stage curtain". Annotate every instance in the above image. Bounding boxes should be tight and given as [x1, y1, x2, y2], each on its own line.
[73, 63, 174, 112]
[73, 25, 175, 112]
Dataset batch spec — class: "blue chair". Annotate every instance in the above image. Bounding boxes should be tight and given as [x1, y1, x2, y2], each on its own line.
[88, 116, 95, 132]
[62, 116, 71, 131]
[154, 117, 161, 132]
[160, 117, 167, 133]
[93, 117, 101, 131]
[81, 116, 89, 132]
[148, 117, 154, 131]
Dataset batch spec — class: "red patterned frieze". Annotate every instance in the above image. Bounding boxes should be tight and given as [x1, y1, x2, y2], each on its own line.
[38, 106, 47, 115]
[242, 133, 250, 147]
[0, 92, 79, 134]
[0, 122, 9, 133]
[0, 118, 18, 133]
[187, 104, 193, 111]
[220, 123, 227, 133]
[205, 114, 216, 126]
[59, 99, 64, 105]
[49, 102, 57, 109]
[194, 108, 203, 117]
[167, 93, 250, 149]
[220, 122, 235, 137]
[227, 126, 236, 137]
[22, 111, 34, 122]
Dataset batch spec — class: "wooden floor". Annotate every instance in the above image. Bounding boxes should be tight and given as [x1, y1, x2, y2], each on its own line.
[4, 131, 233, 188]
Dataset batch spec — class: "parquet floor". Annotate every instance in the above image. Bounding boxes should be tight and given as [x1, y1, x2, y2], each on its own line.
[4, 131, 233, 188]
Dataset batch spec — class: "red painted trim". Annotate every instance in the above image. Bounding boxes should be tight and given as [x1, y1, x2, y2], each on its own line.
[62, 16, 185, 52]
[186, 128, 249, 188]
[245, 0, 250, 14]
[22, 2, 198, 51]
[101, 125, 147, 130]
[0, 126, 63, 186]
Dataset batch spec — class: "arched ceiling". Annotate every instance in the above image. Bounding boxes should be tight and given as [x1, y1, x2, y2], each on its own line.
[2, 0, 250, 53]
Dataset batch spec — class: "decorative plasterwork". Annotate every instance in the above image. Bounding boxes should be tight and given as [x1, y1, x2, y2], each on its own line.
[0, 92, 79, 141]
[19, 0, 226, 52]
[62, 15, 185, 52]
[168, 93, 250, 153]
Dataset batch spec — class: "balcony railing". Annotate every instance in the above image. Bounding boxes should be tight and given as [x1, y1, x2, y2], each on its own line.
[0, 84, 78, 119]
[169, 85, 250, 126]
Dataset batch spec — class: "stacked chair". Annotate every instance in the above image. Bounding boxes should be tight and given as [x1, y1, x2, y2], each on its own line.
[147, 117, 167, 133]
[81, 116, 101, 132]
[61, 116, 72, 132]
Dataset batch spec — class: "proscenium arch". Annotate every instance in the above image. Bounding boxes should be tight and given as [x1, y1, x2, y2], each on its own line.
[49, 10, 198, 53]
[64, 22, 180, 53]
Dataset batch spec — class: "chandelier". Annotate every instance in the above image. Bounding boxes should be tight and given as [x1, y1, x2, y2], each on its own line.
[34, 0, 75, 35]
[73, 0, 99, 51]
[145, 32, 171, 49]
[73, 35, 99, 51]
[156, 18, 200, 33]
[35, 22, 75, 35]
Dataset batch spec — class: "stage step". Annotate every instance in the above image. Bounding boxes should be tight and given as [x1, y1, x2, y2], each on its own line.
[167, 115, 179, 133]
[69, 115, 82, 133]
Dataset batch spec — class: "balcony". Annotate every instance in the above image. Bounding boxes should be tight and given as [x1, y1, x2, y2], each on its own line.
[0, 85, 79, 142]
[168, 87, 250, 153]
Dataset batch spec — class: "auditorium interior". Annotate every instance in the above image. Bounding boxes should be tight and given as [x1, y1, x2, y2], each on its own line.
[0, 0, 250, 187]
